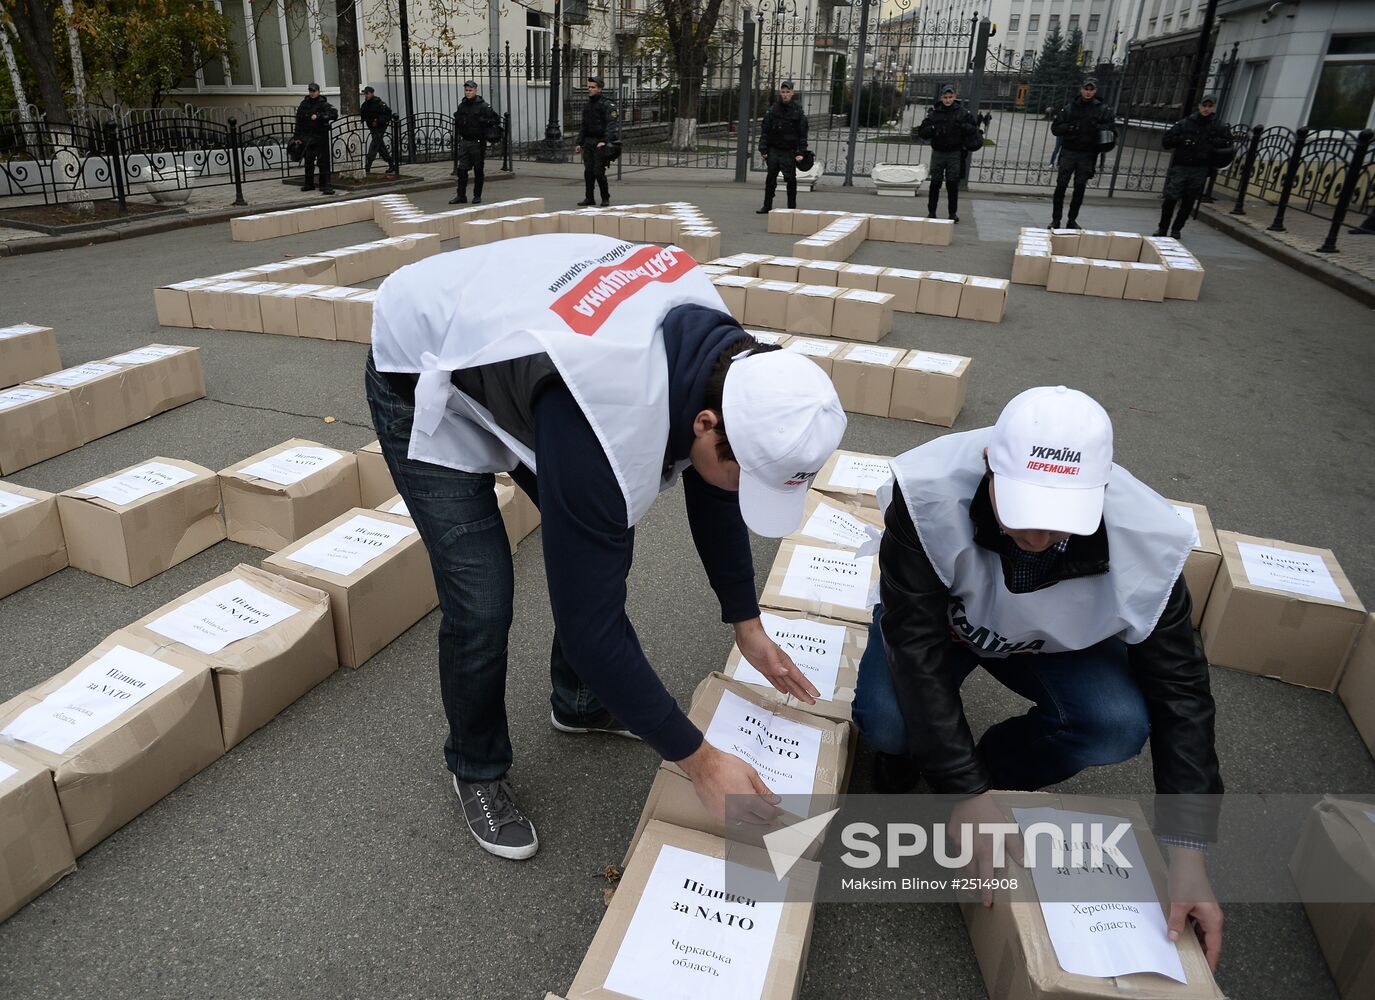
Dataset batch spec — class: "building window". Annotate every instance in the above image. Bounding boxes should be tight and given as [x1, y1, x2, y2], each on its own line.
[1023, 49, 1034, 68]
[1180, 12, 1189, 28]
[175, 0, 335, 94]
[1163, 16, 1173, 31]
[1009, 14, 1020, 32]
[1049, 15, 1060, 32]
[526, 14, 552, 83]
[1309, 35, 1375, 129]
[1081, 49, 1093, 67]
[1069, 15, 1079, 31]
[1029, 14, 1040, 32]
[1089, 13, 1100, 33]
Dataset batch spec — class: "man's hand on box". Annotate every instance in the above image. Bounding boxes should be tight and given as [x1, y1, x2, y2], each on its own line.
[734, 617, 820, 704]
[950, 792, 1024, 907]
[677, 742, 782, 825]
[1167, 848, 1223, 971]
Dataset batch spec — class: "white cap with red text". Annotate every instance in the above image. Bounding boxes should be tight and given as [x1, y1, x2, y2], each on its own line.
[987, 385, 1113, 535]
[723, 351, 847, 537]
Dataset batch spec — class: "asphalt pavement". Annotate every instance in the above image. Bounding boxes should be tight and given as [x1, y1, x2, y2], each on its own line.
[0, 172, 1371, 1000]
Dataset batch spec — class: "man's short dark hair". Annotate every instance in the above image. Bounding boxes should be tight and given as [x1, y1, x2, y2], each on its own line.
[702, 333, 783, 461]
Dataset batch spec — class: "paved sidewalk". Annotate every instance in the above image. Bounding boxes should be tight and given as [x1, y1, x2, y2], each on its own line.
[1202, 193, 1375, 291]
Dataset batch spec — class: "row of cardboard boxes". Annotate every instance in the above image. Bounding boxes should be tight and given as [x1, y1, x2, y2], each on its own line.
[155, 277, 379, 341]
[1012, 229, 1206, 301]
[0, 342, 205, 476]
[0, 438, 540, 595]
[746, 331, 970, 427]
[764, 206, 955, 250]
[229, 195, 545, 241]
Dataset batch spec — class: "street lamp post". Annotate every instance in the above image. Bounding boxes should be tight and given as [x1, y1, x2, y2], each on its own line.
[536, 0, 568, 161]
[844, 0, 879, 186]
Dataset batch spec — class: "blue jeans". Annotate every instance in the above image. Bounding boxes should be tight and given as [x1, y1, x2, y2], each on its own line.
[364, 354, 604, 781]
[853, 603, 1150, 789]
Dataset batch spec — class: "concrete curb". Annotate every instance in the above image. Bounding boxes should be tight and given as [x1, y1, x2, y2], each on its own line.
[0, 173, 512, 257]
[1198, 205, 1375, 309]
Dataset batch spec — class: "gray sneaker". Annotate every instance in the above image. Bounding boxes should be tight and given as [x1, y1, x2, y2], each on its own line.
[549, 708, 642, 741]
[452, 775, 539, 860]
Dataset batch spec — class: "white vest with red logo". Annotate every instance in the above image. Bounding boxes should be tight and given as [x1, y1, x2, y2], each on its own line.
[371, 234, 725, 527]
[885, 428, 1192, 657]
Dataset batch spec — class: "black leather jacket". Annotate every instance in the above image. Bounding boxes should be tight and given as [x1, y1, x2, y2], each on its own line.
[453, 95, 499, 142]
[360, 96, 393, 132]
[294, 95, 338, 141]
[917, 100, 978, 152]
[1052, 96, 1115, 152]
[760, 99, 808, 155]
[878, 476, 1223, 841]
[577, 94, 620, 145]
[1163, 112, 1234, 168]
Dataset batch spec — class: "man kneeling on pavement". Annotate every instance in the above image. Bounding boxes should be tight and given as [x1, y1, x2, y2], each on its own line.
[855, 385, 1224, 970]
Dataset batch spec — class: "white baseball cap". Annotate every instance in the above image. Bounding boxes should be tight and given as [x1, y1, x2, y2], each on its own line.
[987, 385, 1113, 535]
[722, 351, 847, 537]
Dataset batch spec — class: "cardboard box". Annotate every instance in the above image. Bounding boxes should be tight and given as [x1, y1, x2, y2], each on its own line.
[105, 344, 206, 421]
[355, 440, 397, 508]
[644, 215, 676, 243]
[263, 508, 438, 669]
[1107, 231, 1144, 261]
[258, 284, 328, 337]
[0, 385, 83, 474]
[865, 215, 898, 242]
[768, 208, 797, 233]
[153, 279, 221, 328]
[230, 213, 287, 241]
[1201, 531, 1367, 691]
[835, 263, 885, 291]
[1076, 230, 1112, 258]
[832, 289, 896, 343]
[813, 450, 891, 509]
[335, 290, 377, 345]
[126, 564, 337, 750]
[1124, 263, 1170, 302]
[0, 748, 76, 923]
[890, 350, 971, 427]
[1164, 260, 1205, 301]
[1288, 796, 1375, 1000]
[922, 217, 955, 246]
[759, 257, 807, 282]
[915, 272, 965, 317]
[876, 268, 924, 312]
[782, 337, 842, 376]
[0, 632, 224, 856]
[790, 209, 826, 234]
[1012, 250, 1053, 286]
[57, 458, 224, 587]
[1337, 616, 1375, 756]
[625, 673, 851, 859]
[1084, 260, 1130, 299]
[785, 285, 844, 337]
[569, 820, 818, 1000]
[798, 260, 844, 285]
[712, 275, 757, 322]
[1166, 500, 1223, 628]
[956, 276, 1009, 323]
[760, 538, 878, 625]
[188, 279, 258, 329]
[219, 439, 362, 552]
[1046, 256, 1091, 295]
[747, 330, 791, 348]
[831, 343, 904, 416]
[963, 791, 1224, 1000]
[722, 608, 866, 723]
[0, 482, 67, 599]
[745, 280, 801, 330]
[30, 361, 135, 443]
[498, 474, 541, 550]
[0, 323, 61, 389]
[297, 287, 366, 341]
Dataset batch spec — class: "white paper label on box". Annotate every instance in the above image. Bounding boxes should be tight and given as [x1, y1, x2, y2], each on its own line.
[386, 497, 410, 516]
[107, 346, 183, 365]
[0, 323, 44, 339]
[926, 272, 964, 282]
[713, 275, 754, 287]
[800, 501, 873, 550]
[602, 843, 786, 1000]
[844, 290, 891, 303]
[843, 345, 902, 365]
[1171, 505, 1202, 548]
[239, 446, 346, 486]
[747, 331, 787, 345]
[759, 280, 799, 291]
[787, 339, 839, 358]
[827, 454, 891, 493]
[1, 645, 182, 754]
[733, 612, 846, 700]
[779, 544, 874, 611]
[0, 386, 56, 410]
[0, 760, 16, 784]
[1237, 542, 1344, 602]
[967, 276, 1008, 289]
[806, 261, 844, 271]
[704, 688, 825, 797]
[146, 578, 302, 655]
[0, 488, 37, 515]
[905, 351, 964, 375]
[287, 514, 416, 576]
[37, 362, 121, 387]
[1012, 806, 1187, 984]
[77, 461, 198, 506]
[799, 285, 838, 298]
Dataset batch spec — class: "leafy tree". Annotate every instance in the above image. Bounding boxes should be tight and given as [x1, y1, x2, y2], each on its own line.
[640, 0, 728, 150]
[71, 1, 232, 108]
[2, 0, 69, 123]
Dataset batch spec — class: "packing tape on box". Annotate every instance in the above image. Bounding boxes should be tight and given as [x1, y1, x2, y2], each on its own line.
[1336, 911, 1375, 993]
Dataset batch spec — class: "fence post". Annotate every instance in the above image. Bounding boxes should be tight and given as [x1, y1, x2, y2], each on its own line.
[843, 0, 875, 186]
[962, 17, 991, 190]
[1317, 128, 1374, 254]
[103, 121, 128, 216]
[1267, 125, 1309, 232]
[502, 112, 512, 172]
[735, 13, 756, 183]
[228, 117, 247, 206]
[1230, 125, 1263, 215]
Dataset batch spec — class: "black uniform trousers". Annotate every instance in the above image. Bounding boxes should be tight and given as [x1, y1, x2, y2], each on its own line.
[1159, 165, 1210, 235]
[763, 151, 799, 210]
[456, 140, 486, 199]
[928, 149, 963, 217]
[366, 129, 396, 172]
[303, 137, 331, 190]
[582, 145, 610, 202]
[1052, 150, 1098, 225]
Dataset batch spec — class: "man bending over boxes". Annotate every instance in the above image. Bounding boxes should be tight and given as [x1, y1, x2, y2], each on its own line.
[367, 233, 847, 861]
[855, 385, 1224, 969]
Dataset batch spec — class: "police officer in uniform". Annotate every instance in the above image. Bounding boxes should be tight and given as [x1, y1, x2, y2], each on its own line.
[451, 80, 501, 205]
[295, 82, 339, 195]
[917, 83, 978, 223]
[575, 76, 620, 207]
[1156, 94, 1233, 238]
[1049, 77, 1115, 228]
[756, 81, 809, 214]
[853, 385, 1224, 967]
[360, 86, 398, 176]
